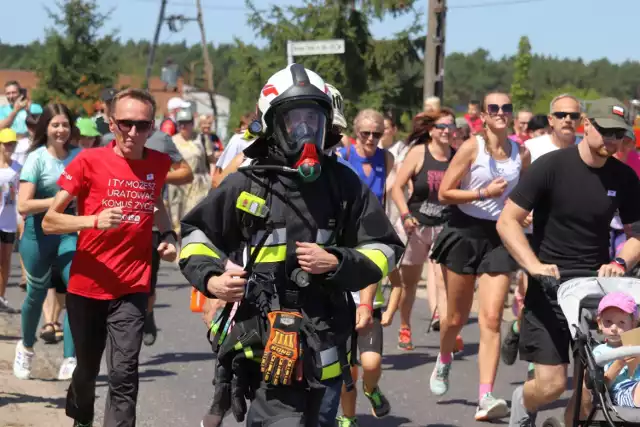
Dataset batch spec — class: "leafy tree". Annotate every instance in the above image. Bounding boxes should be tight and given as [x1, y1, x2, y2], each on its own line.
[510, 36, 534, 110]
[31, 0, 119, 114]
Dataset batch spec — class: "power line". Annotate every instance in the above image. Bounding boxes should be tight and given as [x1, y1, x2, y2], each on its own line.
[129, 0, 547, 11]
[449, 0, 548, 9]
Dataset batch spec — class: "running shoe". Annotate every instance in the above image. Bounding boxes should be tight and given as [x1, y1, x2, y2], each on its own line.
[58, 357, 77, 381]
[0, 296, 19, 313]
[73, 421, 93, 427]
[431, 313, 440, 332]
[143, 311, 158, 346]
[509, 385, 537, 427]
[336, 416, 359, 427]
[501, 321, 520, 365]
[454, 335, 464, 353]
[429, 353, 451, 396]
[13, 340, 34, 380]
[475, 392, 509, 421]
[363, 385, 391, 418]
[398, 327, 414, 351]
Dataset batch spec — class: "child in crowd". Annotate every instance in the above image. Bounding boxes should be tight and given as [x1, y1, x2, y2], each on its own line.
[593, 292, 640, 407]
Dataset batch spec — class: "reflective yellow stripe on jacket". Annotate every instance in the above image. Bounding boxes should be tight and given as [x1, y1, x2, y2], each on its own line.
[355, 242, 396, 278]
[180, 229, 225, 260]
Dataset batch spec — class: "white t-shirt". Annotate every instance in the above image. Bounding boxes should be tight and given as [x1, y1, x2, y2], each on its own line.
[0, 166, 20, 233]
[523, 134, 563, 234]
[12, 137, 30, 167]
[525, 134, 560, 163]
[216, 133, 254, 170]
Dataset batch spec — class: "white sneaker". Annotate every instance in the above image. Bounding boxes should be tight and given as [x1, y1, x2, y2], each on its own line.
[58, 357, 77, 381]
[13, 340, 34, 380]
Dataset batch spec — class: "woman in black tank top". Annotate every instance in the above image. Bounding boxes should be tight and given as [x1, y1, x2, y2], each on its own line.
[390, 109, 457, 351]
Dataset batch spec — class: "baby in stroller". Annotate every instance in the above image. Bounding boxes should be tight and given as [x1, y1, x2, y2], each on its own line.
[553, 276, 640, 427]
[592, 292, 640, 408]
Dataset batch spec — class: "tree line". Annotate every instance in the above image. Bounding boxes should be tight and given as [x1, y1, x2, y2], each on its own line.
[0, 0, 638, 134]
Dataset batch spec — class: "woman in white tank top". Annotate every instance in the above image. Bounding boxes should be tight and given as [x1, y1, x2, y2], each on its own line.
[427, 93, 531, 422]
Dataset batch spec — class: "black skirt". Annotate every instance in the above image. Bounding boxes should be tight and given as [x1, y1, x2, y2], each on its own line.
[430, 207, 518, 275]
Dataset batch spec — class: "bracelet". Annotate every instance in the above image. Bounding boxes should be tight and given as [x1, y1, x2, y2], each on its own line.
[478, 189, 486, 201]
[93, 215, 99, 229]
[401, 212, 413, 223]
[358, 303, 373, 312]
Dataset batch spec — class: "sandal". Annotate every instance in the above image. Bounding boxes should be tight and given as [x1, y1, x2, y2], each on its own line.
[54, 322, 64, 340]
[39, 323, 57, 344]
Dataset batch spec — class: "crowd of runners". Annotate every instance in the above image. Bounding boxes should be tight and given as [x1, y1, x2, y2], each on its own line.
[1, 65, 640, 427]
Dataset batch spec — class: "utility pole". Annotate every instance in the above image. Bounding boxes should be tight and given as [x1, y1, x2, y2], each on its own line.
[144, 0, 168, 90]
[423, 0, 447, 103]
[195, 0, 218, 119]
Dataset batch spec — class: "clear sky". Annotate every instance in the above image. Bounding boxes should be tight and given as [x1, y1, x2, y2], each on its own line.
[3, 0, 638, 64]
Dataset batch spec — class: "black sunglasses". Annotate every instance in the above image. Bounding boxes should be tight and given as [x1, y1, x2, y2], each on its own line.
[486, 103, 513, 115]
[552, 111, 581, 121]
[114, 119, 153, 133]
[591, 120, 626, 140]
[434, 123, 457, 131]
[359, 131, 383, 140]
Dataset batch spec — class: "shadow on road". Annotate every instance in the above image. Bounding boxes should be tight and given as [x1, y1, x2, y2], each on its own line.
[357, 414, 413, 426]
[436, 398, 477, 408]
[140, 352, 214, 367]
[0, 392, 66, 409]
[155, 282, 190, 290]
[95, 368, 177, 387]
[382, 352, 435, 371]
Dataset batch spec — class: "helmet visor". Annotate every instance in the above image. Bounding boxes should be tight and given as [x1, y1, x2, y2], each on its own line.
[275, 103, 327, 154]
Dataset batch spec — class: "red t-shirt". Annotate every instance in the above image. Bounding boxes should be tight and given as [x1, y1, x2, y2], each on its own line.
[57, 142, 172, 300]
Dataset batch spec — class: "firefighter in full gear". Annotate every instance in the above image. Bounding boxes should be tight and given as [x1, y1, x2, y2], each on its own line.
[179, 64, 405, 427]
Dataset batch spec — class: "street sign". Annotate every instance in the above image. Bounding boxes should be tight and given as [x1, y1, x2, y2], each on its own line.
[287, 39, 345, 64]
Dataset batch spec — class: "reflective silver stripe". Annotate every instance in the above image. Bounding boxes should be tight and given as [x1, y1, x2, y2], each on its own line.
[357, 242, 396, 269]
[316, 229, 334, 245]
[182, 229, 213, 247]
[319, 346, 339, 367]
[182, 229, 226, 258]
[250, 228, 286, 246]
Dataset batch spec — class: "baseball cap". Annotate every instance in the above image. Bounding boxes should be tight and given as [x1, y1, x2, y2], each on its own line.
[29, 103, 43, 115]
[325, 83, 347, 129]
[76, 117, 101, 137]
[167, 97, 190, 111]
[100, 87, 117, 103]
[0, 129, 17, 144]
[176, 109, 194, 122]
[587, 97, 632, 131]
[598, 292, 638, 319]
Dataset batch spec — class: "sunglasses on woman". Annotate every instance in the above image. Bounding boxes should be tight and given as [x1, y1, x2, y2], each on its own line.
[486, 104, 513, 115]
[359, 131, 383, 140]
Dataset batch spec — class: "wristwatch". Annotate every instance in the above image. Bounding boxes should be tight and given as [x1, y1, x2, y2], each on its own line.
[612, 257, 628, 273]
[161, 230, 178, 243]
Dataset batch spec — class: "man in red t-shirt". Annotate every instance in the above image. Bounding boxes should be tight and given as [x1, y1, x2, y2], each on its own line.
[42, 88, 177, 427]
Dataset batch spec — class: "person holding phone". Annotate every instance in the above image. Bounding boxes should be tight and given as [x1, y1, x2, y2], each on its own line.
[0, 82, 42, 138]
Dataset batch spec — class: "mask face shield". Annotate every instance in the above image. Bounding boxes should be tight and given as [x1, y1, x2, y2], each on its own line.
[273, 102, 328, 157]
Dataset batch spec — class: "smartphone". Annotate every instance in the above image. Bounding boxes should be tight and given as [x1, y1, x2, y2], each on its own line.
[19, 88, 27, 99]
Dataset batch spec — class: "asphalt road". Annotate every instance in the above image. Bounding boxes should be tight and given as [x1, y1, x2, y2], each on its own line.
[3, 257, 573, 427]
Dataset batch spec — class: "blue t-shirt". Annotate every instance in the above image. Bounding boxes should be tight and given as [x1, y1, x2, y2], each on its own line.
[593, 343, 640, 394]
[337, 145, 386, 204]
[20, 146, 81, 231]
[0, 104, 43, 136]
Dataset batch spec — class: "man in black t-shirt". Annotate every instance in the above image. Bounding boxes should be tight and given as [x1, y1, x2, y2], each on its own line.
[497, 97, 640, 427]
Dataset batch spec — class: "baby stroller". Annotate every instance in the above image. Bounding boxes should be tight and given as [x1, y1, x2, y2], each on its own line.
[541, 270, 640, 427]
